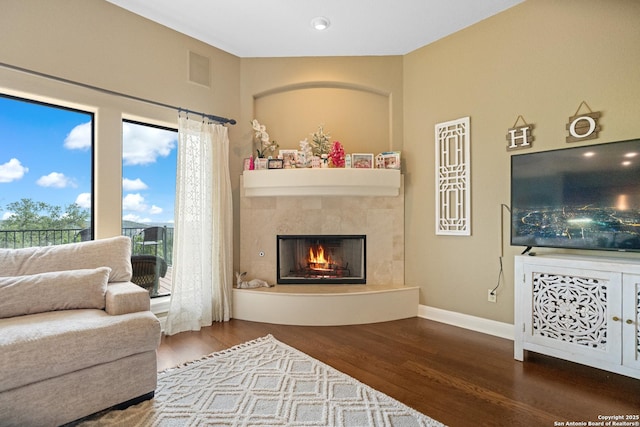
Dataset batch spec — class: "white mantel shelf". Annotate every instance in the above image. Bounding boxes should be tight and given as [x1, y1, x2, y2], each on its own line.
[242, 168, 401, 197]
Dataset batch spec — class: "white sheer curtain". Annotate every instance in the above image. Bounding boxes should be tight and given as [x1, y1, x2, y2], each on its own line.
[164, 115, 233, 336]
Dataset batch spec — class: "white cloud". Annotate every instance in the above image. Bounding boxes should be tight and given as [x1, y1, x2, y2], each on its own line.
[36, 172, 76, 188]
[123, 122, 176, 166]
[123, 213, 141, 222]
[64, 121, 92, 151]
[0, 158, 28, 183]
[2, 212, 15, 220]
[75, 193, 92, 209]
[123, 213, 151, 223]
[123, 193, 165, 218]
[123, 193, 147, 212]
[122, 178, 148, 191]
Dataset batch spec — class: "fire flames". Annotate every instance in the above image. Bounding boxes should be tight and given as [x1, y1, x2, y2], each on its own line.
[308, 244, 332, 271]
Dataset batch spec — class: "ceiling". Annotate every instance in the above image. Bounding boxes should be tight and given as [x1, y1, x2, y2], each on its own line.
[105, 0, 524, 58]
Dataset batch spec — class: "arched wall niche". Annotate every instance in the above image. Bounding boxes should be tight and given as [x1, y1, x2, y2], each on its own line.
[253, 82, 392, 155]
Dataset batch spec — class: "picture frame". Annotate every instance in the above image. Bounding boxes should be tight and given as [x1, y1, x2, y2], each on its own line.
[255, 158, 268, 170]
[267, 158, 284, 169]
[279, 150, 298, 168]
[310, 156, 322, 168]
[381, 151, 401, 169]
[352, 153, 374, 169]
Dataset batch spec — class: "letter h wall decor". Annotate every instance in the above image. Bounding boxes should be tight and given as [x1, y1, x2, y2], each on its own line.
[435, 117, 471, 236]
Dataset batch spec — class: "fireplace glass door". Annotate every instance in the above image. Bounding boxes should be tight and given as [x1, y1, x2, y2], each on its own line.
[277, 235, 366, 284]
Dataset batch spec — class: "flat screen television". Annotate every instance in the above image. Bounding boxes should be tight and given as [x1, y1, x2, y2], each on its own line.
[511, 138, 640, 252]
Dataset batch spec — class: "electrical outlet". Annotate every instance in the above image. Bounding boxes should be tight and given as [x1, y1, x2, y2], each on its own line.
[488, 289, 497, 303]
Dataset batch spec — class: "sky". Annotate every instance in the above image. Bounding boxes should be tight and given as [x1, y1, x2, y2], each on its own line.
[0, 95, 177, 225]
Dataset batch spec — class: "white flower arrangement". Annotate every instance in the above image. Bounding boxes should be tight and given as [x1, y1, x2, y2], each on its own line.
[251, 119, 279, 158]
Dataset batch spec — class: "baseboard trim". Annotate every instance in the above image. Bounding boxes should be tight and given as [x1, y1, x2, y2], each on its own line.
[155, 300, 514, 338]
[418, 305, 514, 341]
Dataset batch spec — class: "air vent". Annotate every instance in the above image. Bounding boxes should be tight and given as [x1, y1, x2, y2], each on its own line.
[188, 51, 211, 87]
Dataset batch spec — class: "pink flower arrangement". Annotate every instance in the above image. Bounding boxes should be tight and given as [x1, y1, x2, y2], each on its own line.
[328, 141, 345, 167]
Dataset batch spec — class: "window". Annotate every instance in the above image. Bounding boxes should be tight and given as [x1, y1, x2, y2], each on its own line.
[0, 94, 93, 248]
[122, 120, 177, 297]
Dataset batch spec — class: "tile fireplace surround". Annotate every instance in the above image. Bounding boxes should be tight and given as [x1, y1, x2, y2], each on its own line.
[239, 172, 405, 286]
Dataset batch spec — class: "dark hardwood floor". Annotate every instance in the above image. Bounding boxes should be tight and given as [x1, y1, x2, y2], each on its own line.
[157, 317, 639, 427]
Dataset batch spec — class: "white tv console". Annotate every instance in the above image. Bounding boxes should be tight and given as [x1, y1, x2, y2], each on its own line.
[514, 254, 640, 379]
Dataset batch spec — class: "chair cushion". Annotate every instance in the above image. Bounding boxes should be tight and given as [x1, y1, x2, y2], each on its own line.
[0, 309, 161, 392]
[0, 267, 110, 319]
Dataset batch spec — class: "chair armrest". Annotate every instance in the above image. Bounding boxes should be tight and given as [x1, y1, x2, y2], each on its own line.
[105, 281, 151, 315]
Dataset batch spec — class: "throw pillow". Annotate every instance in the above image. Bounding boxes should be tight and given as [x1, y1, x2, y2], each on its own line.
[0, 267, 111, 319]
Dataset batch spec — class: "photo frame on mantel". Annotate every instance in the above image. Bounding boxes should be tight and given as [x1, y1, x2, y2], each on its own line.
[279, 149, 297, 168]
[255, 158, 268, 170]
[267, 158, 284, 169]
[352, 153, 374, 169]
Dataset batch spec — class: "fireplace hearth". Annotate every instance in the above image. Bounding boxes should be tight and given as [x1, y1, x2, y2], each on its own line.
[277, 235, 366, 284]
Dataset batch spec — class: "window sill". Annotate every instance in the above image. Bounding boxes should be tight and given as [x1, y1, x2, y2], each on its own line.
[151, 295, 170, 316]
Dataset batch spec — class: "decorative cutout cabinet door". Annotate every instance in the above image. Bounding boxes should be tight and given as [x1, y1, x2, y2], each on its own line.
[519, 263, 622, 365]
[514, 255, 640, 380]
[622, 274, 640, 371]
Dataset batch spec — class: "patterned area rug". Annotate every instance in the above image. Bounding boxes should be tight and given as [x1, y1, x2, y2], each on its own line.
[79, 335, 445, 427]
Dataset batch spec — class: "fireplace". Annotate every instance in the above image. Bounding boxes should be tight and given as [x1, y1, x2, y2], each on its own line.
[277, 235, 366, 284]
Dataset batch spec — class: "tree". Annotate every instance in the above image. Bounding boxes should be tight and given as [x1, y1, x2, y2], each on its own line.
[0, 198, 90, 247]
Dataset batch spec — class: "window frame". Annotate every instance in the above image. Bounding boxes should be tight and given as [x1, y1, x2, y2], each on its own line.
[122, 118, 177, 299]
[0, 93, 95, 245]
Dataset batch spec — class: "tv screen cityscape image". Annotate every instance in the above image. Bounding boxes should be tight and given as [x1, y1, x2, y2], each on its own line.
[511, 139, 640, 252]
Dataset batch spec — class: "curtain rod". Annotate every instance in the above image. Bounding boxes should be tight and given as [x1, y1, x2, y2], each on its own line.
[0, 62, 236, 125]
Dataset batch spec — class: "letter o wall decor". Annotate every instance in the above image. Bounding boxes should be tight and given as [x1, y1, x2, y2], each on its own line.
[435, 117, 471, 236]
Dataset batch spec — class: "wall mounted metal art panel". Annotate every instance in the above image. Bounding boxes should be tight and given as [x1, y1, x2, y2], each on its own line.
[435, 117, 471, 236]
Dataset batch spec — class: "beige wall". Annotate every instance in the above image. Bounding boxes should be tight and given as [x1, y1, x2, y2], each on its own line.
[0, 0, 240, 239]
[237, 56, 403, 154]
[403, 0, 640, 323]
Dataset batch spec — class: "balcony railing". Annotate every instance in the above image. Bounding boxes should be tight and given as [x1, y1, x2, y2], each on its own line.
[0, 227, 174, 266]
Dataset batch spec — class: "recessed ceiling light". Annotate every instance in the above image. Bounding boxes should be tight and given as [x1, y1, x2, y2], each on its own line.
[311, 17, 330, 31]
